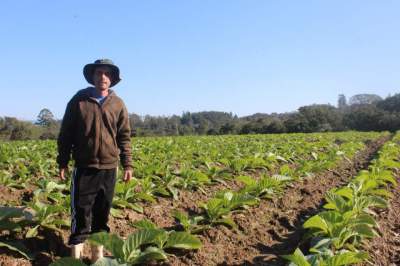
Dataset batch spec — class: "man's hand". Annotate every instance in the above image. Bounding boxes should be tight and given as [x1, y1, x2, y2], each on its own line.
[59, 167, 68, 181]
[123, 169, 133, 183]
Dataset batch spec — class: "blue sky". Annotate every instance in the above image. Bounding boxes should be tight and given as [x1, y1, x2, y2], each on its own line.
[1, 1, 399, 120]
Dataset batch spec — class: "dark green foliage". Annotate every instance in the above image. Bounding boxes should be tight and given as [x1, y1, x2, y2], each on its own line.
[3, 92, 400, 140]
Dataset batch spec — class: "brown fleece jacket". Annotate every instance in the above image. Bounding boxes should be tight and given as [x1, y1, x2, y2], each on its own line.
[57, 87, 133, 170]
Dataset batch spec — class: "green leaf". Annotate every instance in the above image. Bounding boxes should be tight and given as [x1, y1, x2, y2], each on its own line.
[136, 193, 156, 203]
[125, 229, 160, 250]
[334, 187, 353, 200]
[110, 208, 124, 218]
[0, 241, 33, 260]
[224, 192, 258, 210]
[272, 174, 293, 182]
[326, 251, 368, 266]
[165, 231, 202, 249]
[50, 257, 87, 266]
[236, 175, 256, 186]
[366, 195, 387, 209]
[215, 217, 236, 228]
[89, 232, 124, 261]
[282, 248, 311, 266]
[131, 219, 157, 229]
[45, 181, 66, 193]
[303, 215, 328, 234]
[369, 188, 392, 199]
[172, 210, 189, 224]
[128, 203, 144, 213]
[26, 225, 40, 238]
[352, 224, 378, 238]
[324, 192, 348, 212]
[309, 238, 332, 254]
[133, 246, 167, 264]
[92, 257, 125, 266]
[0, 220, 22, 231]
[0, 206, 25, 220]
[352, 213, 377, 227]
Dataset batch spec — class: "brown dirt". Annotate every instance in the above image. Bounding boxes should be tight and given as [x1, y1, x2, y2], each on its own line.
[0, 136, 392, 266]
[360, 174, 400, 266]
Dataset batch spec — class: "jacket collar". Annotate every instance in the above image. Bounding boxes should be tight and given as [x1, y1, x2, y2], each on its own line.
[83, 87, 115, 106]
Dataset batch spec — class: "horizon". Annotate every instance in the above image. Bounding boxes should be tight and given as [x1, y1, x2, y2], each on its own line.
[1, 1, 399, 120]
[11, 91, 395, 123]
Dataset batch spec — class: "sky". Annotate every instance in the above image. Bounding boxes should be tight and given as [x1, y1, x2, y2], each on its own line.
[1, 0, 399, 120]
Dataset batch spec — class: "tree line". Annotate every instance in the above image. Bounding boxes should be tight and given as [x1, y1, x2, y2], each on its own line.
[1, 93, 400, 141]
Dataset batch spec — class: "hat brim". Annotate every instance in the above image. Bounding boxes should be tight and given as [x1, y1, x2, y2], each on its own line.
[83, 63, 121, 87]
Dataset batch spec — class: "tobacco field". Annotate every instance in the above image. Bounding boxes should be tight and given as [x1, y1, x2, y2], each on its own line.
[0, 132, 399, 266]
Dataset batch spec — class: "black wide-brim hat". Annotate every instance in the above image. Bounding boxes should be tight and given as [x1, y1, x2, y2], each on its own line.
[83, 59, 121, 87]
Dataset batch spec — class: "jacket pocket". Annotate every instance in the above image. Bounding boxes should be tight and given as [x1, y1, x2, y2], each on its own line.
[100, 132, 119, 163]
[73, 137, 96, 163]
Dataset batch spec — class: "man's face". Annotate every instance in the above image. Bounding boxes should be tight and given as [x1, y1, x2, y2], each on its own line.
[93, 66, 112, 91]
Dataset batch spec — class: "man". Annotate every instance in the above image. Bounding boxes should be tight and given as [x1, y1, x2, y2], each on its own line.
[57, 59, 133, 262]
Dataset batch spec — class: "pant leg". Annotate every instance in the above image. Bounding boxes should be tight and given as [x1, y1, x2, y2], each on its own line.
[91, 168, 117, 234]
[69, 168, 101, 245]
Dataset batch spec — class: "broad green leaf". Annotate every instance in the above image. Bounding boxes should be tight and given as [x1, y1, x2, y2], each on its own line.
[369, 188, 393, 199]
[172, 210, 189, 224]
[128, 203, 144, 213]
[165, 231, 202, 249]
[272, 174, 293, 182]
[125, 229, 160, 250]
[110, 208, 124, 218]
[236, 175, 256, 186]
[326, 251, 368, 266]
[131, 219, 157, 229]
[303, 215, 328, 234]
[26, 225, 40, 238]
[45, 181, 66, 193]
[0, 220, 22, 231]
[352, 224, 378, 238]
[215, 217, 236, 228]
[282, 248, 311, 266]
[0, 241, 32, 260]
[309, 237, 332, 253]
[352, 213, 377, 227]
[92, 257, 125, 266]
[0, 206, 25, 220]
[225, 192, 258, 210]
[366, 195, 387, 209]
[133, 246, 167, 265]
[334, 187, 353, 200]
[50, 257, 87, 266]
[89, 232, 124, 260]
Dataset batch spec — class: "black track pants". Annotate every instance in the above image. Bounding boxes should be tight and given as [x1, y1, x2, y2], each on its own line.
[68, 167, 117, 245]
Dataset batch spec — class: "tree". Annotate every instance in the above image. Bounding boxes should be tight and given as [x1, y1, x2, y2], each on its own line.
[297, 104, 343, 132]
[10, 121, 33, 140]
[36, 108, 56, 127]
[343, 104, 383, 131]
[219, 123, 236, 135]
[262, 119, 286, 133]
[376, 94, 400, 113]
[348, 94, 382, 105]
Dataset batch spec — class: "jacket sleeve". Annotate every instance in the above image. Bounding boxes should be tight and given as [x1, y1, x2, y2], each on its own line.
[57, 98, 76, 169]
[117, 103, 133, 170]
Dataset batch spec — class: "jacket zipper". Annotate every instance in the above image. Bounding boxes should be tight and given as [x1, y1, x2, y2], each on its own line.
[97, 95, 111, 166]
[89, 91, 111, 166]
[98, 102, 103, 165]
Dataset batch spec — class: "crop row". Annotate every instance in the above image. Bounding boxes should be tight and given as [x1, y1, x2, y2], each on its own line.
[284, 132, 400, 266]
